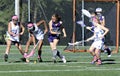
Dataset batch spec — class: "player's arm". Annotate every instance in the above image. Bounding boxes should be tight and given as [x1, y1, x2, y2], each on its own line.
[19, 23, 25, 35]
[60, 21, 67, 37]
[36, 20, 48, 34]
[30, 34, 36, 46]
[100, 16, 105, 26]
[99, 24, 109, 37]
[8, 22, 16, 36]
[86, 34, 95, 42]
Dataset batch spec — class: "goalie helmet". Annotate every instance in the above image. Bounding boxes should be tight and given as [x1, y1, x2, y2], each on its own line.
[96, 8, 102, 12]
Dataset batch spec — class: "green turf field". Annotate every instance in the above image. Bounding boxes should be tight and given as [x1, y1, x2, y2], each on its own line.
[0, 45, 120, 76]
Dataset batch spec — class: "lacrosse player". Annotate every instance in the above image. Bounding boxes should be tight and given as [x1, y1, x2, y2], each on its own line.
[48, 14, 67, 63]
[24, 20, 48, 62]
[4, 15, 25, 62]
[86, 15, 109, 65]
[96, 7, 112, 57]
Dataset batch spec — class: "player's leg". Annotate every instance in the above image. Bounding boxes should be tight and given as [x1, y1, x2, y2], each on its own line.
[50, 42, 57, 63]
[95, 49, 102, 65]
[94, 42, 103, 65]
[15, 42, 24, 55]
[24, 36, 33, 57]
[53, 39, 66, 63]
[37, 40, 43, 62]
[89, 45, 97, 64]
[4, 39, 12, 62]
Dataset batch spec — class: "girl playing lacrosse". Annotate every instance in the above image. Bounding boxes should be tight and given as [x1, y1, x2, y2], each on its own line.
[86, 15, 109, 65]
[48, 14, 67, 63]
[24, 20, 48, 62]
[4, 15, 25, 62]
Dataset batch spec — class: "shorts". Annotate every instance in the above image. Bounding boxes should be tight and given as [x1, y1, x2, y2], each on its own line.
[48, 34, 60, 42]
[35, 34, 44, 40]
[91, 41, 104, 50]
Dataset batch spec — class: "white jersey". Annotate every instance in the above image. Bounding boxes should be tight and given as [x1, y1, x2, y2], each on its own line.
[94, 26, 104, 42]
[91, 26, 104, 49]
[31, 23, 44, 40]
[7, 21, 20, 42]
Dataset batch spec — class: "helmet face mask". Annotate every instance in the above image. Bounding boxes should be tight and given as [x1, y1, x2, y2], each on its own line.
[27, 23, 35, 31]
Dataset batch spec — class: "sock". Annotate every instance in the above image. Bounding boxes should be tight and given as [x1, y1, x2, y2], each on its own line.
[38, 50, 42, 58]
[57, 50, 63, 59]
[52, 49, 57, 59]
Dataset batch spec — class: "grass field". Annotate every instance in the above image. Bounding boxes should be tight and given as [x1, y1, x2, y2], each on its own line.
[0, 45, 120, 76]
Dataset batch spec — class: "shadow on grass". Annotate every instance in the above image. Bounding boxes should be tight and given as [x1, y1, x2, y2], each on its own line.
[8, 59, 78, 63]
[102, 59, 116, 65]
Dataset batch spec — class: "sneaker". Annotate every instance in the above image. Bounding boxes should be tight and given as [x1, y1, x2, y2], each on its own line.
[20, 57, 26, 62]
[24, 53, 28, 58]
[38, 58, 43, 62]
[96, 59, 102, 65]
[62, 56, 66, 63]
[52, 57, 57, 63]
[108, 55, 111, 57]
[4, 54, 8, 62]
[91, 56, 97, 64]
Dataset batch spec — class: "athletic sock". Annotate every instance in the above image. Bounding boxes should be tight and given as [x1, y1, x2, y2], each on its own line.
[56, 50, 63, 59]
[52, 49, 57, 59]
[38, 50, 42, 58]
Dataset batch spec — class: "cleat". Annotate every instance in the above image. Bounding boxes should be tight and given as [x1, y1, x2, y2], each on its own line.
[38, 58, 43, 62]
[62, 56, 66, 63]
[96, 59, 102, 65]
[108, 55, 111, 57]
[52, 57, 57, 63]
[38, 56, 43, 62]
[20, 57, 26, 62]
[26, 58, 30, 63]
[4, 54, 8, 62]
[91, 56, 97, 64]
[53, 60, 57, 63]
[24, 53, 28, 58]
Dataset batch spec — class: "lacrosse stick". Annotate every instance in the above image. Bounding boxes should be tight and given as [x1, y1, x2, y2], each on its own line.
[68, 40, 87, 46]
[82, 9, 91, 18]
[24, 40, 40, 59]
[77, 20, 86, 27]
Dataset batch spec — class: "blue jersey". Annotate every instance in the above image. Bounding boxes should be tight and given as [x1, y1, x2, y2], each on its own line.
[51, 22, 61, 33]
[48, 21, 62, 42]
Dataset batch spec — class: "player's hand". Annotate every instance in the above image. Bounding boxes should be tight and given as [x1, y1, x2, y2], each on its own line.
[19, 32, 24, 35]
[86, 39, 90, 42]
[44, 29, 48, 35]
[86, 26, 91, 30]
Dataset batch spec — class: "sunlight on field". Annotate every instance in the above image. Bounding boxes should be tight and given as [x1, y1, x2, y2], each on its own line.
[0, 45, 119, 76]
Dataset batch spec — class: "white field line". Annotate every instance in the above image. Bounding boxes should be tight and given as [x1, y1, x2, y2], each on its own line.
[0, 68, 120, 73]
[0, 60, 120, 65]
[0, 61, 120, 73]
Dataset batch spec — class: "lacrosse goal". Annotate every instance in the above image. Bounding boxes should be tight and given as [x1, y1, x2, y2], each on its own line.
[64, 0, 120, 53]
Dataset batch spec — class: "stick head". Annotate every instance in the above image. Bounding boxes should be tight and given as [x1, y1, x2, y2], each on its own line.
[82, 9, 91, 18]
[77, 20, 86, 27]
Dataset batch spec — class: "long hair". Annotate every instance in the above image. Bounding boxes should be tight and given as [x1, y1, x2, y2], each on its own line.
[52, 13, 61, 22]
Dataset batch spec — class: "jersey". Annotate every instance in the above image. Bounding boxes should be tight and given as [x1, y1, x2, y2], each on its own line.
[30, 23, 44, 40]
[6, 21, 20, 42]
[48, 21, 62, 42]
[94, 26, 104, 42]
[91, 26, 104, 49]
